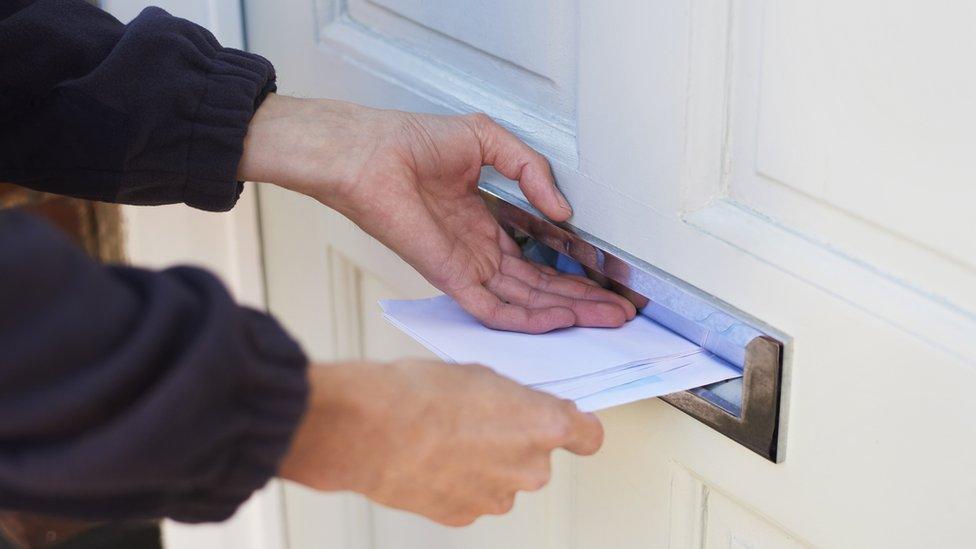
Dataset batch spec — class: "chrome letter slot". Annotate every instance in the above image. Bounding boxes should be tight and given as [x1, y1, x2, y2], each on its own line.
[480, 182, 789, 462]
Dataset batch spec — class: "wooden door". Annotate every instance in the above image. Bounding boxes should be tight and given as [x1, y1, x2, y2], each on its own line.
[247, 1, 976, 547]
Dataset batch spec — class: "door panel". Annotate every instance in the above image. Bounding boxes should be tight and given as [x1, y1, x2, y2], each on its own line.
[744, 2, 976, 267]
[359, 0, 565, 77]
[725, 0, 976, 315]
[249, 0, 976, 547]
[313, 0, 577, 159]
[669, 465, 807, 549]
[349, 0, 576, 120]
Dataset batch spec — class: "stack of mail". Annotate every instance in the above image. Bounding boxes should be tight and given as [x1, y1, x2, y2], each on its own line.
[380, 295, 741, 412]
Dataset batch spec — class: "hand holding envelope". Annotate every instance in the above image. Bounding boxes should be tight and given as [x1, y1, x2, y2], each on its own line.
[280, 357, 604, 527]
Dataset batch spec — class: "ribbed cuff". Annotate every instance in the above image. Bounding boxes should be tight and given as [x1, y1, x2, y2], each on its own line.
[103, 7, 279, 212]
[183, 50, 277, 212]
[164, 308, 308, 523]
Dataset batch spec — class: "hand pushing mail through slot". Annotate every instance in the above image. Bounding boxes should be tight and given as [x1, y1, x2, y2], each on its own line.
[380, 294, 741, 412]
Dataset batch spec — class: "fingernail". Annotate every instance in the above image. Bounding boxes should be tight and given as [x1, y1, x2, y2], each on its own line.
[556, 191, 572, 213]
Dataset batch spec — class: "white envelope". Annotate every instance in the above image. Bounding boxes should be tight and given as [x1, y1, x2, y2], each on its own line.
[380, 295, 741, 412]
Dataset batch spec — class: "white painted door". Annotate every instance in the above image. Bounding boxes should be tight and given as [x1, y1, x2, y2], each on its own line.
[246, 1, 976, 547]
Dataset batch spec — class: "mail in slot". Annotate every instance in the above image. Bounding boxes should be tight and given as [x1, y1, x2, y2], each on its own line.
[382, 292, 741, 411]
[382, 182, 789, 462]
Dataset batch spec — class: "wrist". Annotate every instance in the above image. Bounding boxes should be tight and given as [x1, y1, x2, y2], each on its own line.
[238, 94, 378, 207]
[238, 93, 294, 184]
[278, 362, 388, 494]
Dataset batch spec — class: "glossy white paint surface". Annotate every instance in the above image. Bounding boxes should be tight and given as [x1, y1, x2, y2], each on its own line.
[248, 0, 976, 547]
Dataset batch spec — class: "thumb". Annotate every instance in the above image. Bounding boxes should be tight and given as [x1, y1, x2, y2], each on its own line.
[561, 407, 605, 456]
[468, 113, 572, 221]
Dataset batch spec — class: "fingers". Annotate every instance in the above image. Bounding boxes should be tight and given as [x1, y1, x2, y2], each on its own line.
[487, 274, 628, 328]
[534, 397, 604, 456]
[545, 399, 605, 456]
[530, 261, 603, 287]
[452, 254, 636, 331]
[439, 513, 479, 528]
[512, 459, 552, 492]
[500, 256, 637, 320]
[495, 228, 601, 289]
[486, 493, 517, 516]
[497, 224, 522, 256]
[453, 285, 575, 334]
[537, 263, 603, 288]
[414, 374, 602, 529]
[468, 113, 572, 222]
[562, 409, 605, 456]
[440, 492, 517, 526]
[537, 275, 637, 321]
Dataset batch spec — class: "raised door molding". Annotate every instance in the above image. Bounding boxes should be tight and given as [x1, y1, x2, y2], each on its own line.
[312, 0, 579, 163]
[669, 464, 809, 549]
[679, 0, 976, 363]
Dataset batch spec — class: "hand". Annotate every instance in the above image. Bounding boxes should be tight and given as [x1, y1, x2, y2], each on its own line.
[239, 95, 636, 333]
[278, 360, 604, 526]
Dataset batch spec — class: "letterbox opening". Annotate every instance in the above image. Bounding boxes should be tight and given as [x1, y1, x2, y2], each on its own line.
[483, 182, 789, 462]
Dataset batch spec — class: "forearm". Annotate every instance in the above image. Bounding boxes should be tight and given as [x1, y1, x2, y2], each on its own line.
[0, 211, 308, 522]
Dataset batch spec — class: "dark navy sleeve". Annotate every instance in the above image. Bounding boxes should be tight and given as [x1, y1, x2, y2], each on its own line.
[0, 0, 277, 211]
[0, 210, 309, 523]
[0, 1, 309, 522]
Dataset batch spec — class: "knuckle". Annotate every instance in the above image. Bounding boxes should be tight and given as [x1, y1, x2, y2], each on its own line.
[500, 495, 517, 514]
[487, 495, 517, 515]
[460, 362, 492, 375]
[538, 470, 552, 490]
[467, 112, 493, 131]
[524, 467, 552, 491]
[469, 112, 491, 123]
[576, 419, 604, 456]
[553, 420, 573, 444]
[480, 301, 507, 329]
[527, 287, 544, 305]
[559, 398, 581, 416]
[441, 511, 478, 527]
[481, 316, 504, 330]
[533, 150, 552, 168]
[582, 284, 602, 300]
[538, 413, 573, 447]
[590, 421, 606, 451]
[531, 476, 550, 492]
[478, 309, 501, 329]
